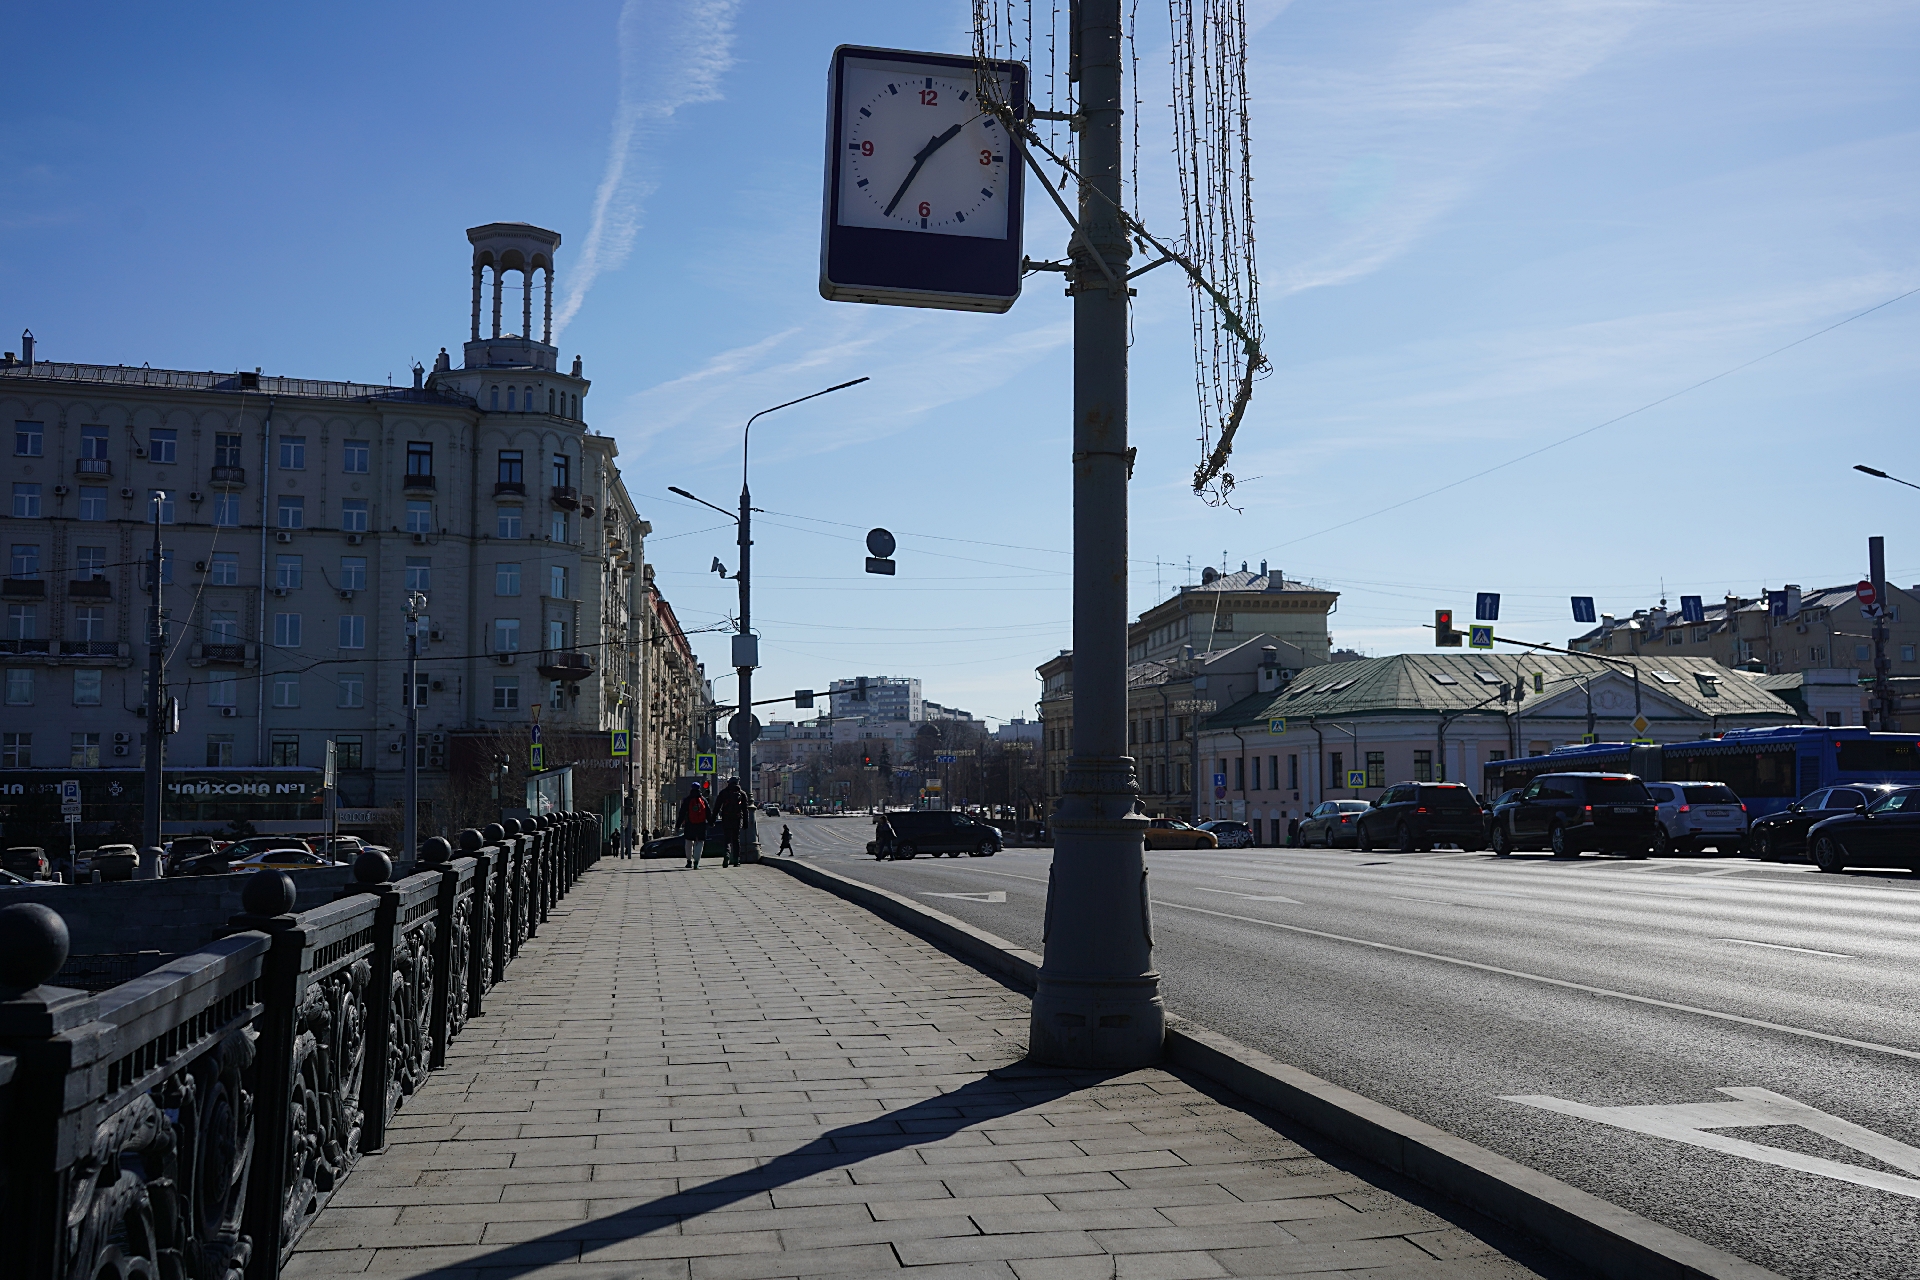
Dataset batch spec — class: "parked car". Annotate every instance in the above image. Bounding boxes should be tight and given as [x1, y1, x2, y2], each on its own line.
[1143, 818, 1217, 850]
[1806, 786, 1920, 874]
[868, 810, 1002, 859]
[163, 835, 227, 873]
[308, 835, 384, 863]
[1355, 782, 1485, 852]
[1297, 800, 1371, 847]
[1750, 784, 1903, 862]
[2, 847, 51, 881]
[89, 844, 141, 881]
[225, 836, 317, 861]
[641, 832, 688, 859]
[763, 804, 781, 817]
[1643, 782, 1745, 855]
[1197, 820, 1256, 849]
[0, 868, 37, 886]
[1488, 773, 1657, 858]
[1482, 790, 1522, 843]
[230, 847, 338, 871]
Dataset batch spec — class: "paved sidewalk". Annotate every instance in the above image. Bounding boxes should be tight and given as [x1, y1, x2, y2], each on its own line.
[289, 860, 1556, 1280]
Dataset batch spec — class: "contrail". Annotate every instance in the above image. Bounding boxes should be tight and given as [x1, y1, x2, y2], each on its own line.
[556, 0, 738, 336]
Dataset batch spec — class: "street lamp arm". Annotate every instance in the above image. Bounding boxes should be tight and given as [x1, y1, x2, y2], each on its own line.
[667, 485, 739, 522]
[1855, 463, 1920, 492]
[741, 376, 870, 484]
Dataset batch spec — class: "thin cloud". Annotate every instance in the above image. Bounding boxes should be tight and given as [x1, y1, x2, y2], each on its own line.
[556, 0, 739, 336]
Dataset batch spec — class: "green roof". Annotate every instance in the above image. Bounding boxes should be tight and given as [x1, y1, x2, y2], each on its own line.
[1203, 652, 1799, 729]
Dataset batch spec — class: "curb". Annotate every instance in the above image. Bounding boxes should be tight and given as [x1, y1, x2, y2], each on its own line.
[762, 855, 1781, 1280]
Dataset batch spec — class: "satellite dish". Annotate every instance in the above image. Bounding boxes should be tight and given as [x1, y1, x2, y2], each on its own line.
[866, 528, 896, 558]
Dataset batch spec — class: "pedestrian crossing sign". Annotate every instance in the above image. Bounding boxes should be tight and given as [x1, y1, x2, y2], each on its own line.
[1468, 625, 1494, 650]
[696, 753, 717, 775]
[1346, 769, 1368, 789]
[1268, 718, 1285, 735]
[610, 730, 630, 757]
[529, 742, 545, 771]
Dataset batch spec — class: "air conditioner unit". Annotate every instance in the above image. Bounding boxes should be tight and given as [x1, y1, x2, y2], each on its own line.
[113, 732, 131, 744]
[428, 628, 443, 642]
[52, 485, 69, 496]
[188, 492, 204, 503]
[412, 533, 429, 545]
[388, 741, 403, 753]
[431, 732, 446, 744]
[495, 654, 515, 665]
[428, 754, 445, 768]
[275, 532, 293, 544]
[132, 445, 148, 458]
[220, 706, 239, 718]
[429, 680, 444, 692]
[339, 590, 355, 602]
[120, 488, 136, 499]
[113, 745, 129, 756]
[345, 533, 364, 545]
[270, 587, 287, 597]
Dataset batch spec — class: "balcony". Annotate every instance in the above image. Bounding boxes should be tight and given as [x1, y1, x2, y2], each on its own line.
[69, 577, 111, 598]
[3, 578, 46, 598]
[74, 457, 111, 477]
[60, 640, 125, 659]
[550, 485, 579, 510]
[536, 650, 595, 681]
[0, 638, 51, 654]
[210, 464, 246, 488]
[191, 641, 253, 667]
[494, 480, 526, 497]
[403, 472, 437, 492]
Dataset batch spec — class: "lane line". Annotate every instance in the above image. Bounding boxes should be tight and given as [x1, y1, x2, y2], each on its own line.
[1150, 899, 1920, 1062]
[1195, 887, 1305, 904]
[1722, 938, 1854, 958]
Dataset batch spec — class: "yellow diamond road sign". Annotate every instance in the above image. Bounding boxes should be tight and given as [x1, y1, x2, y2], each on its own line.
[1633, 715, 1649, 735]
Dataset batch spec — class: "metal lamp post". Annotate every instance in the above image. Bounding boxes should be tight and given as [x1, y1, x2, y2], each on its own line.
[670, 375, 867, 860]
[141, 490, 169, 850]
[403, 590, 426, 864]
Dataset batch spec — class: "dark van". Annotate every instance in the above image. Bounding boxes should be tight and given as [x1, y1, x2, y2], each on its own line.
[1489, 773, 1657, 858]
[1355, 783, 1485, 852]
[870, 810, 1003, 860]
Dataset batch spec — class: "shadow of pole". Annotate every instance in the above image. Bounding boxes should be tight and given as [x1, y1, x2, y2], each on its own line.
[399, 1063, 1119, 1278]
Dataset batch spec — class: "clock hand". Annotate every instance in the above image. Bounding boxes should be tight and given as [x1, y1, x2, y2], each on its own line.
[882, 122, 966, 217]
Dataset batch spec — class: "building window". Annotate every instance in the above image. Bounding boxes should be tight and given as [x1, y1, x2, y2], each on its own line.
[81, 424, 109, 462]
[72, 732, 101, 768]
[206, 734, 234, 767]
[498, 450, 523, 485]
[338, 674, 365, 708]
[343, 439, 369, 473]
[406, 441, 433, 477]
[275, 555, 302, 590]
[209, 611, 240, 644]
[10, 543, 39, 578]
[1668, 630, 1683, 645]
[273, 675, 299, 708]
[73, 606, 106, 640]
[279, 435, 306, 469]
[406, 501, 432, 534]
[14, 421, 43, 456]
[553, 454, 571, 488]
[1288, 754, 1299, 790]
[547, 389, 556, 414]
[210, 552, 239, 586]
[340, 499, 368, 532]
[214, 432, 243, 467]
[550, 512, 568, 542]
[151, 491, 176, 524]
[208, 672, 236, 706]
[1904, 645, 1916, 663]
[496, 563, 521, 596]
[278, 495, 304, 528]
[273, 613, 302, 647]
[1826, 711, 1842, 727]
[270, 733, 299, 766]
[1235, 757, 1245, 791]
[339, 615, 366, 649]
[76, 545, 106, 579]
[2, 731, 30, 766]
[149, 428, 178, 463]
[1808, 647, 1825, 662]
[335, 556, 365, 591]
[489, 386, 500, 410]
[494, 618, 520, 652]
[7, 604, 38, 640]
[494, 676, 520, 710]
[497, 507, 522, 539]
[550, 565, 568, 599]
[5, 669, 34, 706]
[336, 736, 363, 770]
[213, 494, 241, 526]
[506, 387, 517, 412]
[405, 557, 430, 592]
[1329, 751, 1344, 787]
[1856, 643, 1873, 661]
[1365, 751, 1386, 788]
[547, 620, 566, 650]
[1413, 750, 1433, 782]
[13, 483, 41, 517]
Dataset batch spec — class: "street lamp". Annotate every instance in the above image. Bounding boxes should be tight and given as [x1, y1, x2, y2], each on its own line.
[1854, 464, 1920, 492]
[670, 374, 868, 860]
[403, 590, 427, 864]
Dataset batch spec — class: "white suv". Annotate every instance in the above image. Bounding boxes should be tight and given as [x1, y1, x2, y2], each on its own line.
[1647, 782, 1747, 855]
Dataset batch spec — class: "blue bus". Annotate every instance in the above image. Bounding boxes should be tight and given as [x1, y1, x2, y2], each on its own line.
[1481, 727, 1920, 822]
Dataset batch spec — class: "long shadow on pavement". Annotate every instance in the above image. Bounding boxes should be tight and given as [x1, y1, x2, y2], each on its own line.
[401, 1063, 1112, 1278]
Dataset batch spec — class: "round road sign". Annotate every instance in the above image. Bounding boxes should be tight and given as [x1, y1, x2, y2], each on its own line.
[1857, 579, 1877, 606]
[728, 712, 762, 744]
[866, 527, 896, 559]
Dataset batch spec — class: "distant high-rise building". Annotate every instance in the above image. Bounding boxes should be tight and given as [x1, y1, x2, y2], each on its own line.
[828, 675, 922, 722]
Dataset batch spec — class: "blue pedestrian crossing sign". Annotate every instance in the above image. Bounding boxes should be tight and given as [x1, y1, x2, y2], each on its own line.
[1268, 718, 1286, 735]
[610, 730, 630, 757]
[1346, 769, 1367, 790]
[1468, 624, 1494, 650]
[529, 742, 545, 771]
[696, 753, 717, 775]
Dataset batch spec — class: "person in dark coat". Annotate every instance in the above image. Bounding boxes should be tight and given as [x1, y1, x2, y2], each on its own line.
[873, 813, 898, 860]
[713, 778, 748, 867]
[679, 785, 710, 868]
[778, 825, 794, 857]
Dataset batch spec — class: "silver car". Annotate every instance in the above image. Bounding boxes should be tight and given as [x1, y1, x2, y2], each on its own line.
[1647, 782, 1747, 854]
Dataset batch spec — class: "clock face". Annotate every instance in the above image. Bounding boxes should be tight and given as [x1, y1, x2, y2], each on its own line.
[837, 58, 1013, 241]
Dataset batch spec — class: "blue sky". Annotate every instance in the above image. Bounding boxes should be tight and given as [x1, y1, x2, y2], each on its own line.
[5, 1, 1917, 725]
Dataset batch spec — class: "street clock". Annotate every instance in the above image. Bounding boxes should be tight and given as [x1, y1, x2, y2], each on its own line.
[821, 45, 1027, 313]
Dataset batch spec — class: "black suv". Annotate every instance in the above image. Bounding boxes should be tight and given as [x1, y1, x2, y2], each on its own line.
[1488, 773, 1657, 858]
[869, 810, 1002, 859]
[1355, 783, 1485, 852]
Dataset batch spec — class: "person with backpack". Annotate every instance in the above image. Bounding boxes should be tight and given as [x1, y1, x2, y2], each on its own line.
[679, 784, 710, 869]
[713, 778, 748, 867]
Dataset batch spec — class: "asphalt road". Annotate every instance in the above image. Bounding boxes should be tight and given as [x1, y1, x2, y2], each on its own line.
[767, 814, 1920, 1280]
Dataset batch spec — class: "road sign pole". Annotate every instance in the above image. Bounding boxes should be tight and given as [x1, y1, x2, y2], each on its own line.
[1030, 0, 1164, 1070]
[1871, 535, 1894, 730]
[142, 493, 166, 850]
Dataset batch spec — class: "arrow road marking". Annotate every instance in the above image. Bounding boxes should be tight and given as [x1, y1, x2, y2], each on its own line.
[918, 891, 1006, 903]
[1196, 887, 1304, 904]
[1504, 1088, 1920, 1200]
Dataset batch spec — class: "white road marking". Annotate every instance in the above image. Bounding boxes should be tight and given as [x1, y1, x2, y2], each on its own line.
[961, 867, 1051, 885]
[1722, 938, 1853, 958]
[918, 891, 1006, 903]
[1150, 899, 1920, 1062]
[1195, 887, 1304, 904]
[1504, 1088, 1920, 1200]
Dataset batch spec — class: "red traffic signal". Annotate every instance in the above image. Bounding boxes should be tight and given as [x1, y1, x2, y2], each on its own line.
[1434, 609, 1463, 647]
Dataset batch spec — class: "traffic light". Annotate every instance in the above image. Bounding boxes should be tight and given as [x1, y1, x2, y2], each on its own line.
[861, 749, 872, 768]
[1434, 609, 1463, 647]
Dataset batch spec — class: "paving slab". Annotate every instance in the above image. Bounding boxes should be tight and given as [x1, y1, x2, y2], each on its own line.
[287, 860, 1564, 1280]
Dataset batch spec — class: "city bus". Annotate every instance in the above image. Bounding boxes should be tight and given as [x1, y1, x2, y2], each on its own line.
[1482, 727, 1920, 823]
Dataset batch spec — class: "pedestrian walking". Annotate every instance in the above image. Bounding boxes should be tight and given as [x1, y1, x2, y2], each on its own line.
[778, 825, 793, 857]
[679, 784, 710, 869]
[1287, 816, 1300, 848]
[873, 813, 898, 860]
[714, 778, 747, 867]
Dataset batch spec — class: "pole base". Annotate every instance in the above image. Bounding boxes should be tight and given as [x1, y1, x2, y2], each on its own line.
[1028, 973, 1165, 1068]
